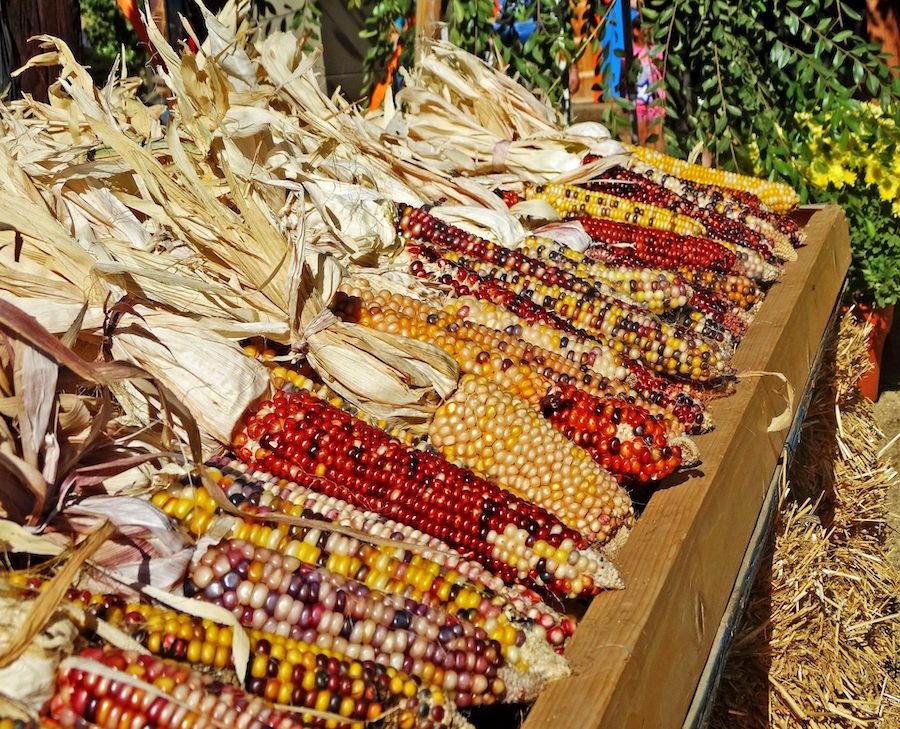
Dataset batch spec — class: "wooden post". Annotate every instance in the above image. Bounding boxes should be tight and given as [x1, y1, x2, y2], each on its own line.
[5, 0, 82, 101]
[866, 0, 900, 73]
[415, 0, 441, 63]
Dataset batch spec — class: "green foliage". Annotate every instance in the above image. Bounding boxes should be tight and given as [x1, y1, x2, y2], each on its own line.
[357, 0, 576, 109]
[644, 0, 900, 305]
[355, 0, 415, 97]
[81, 0, 147, 82]
[481, 0, 575, 109]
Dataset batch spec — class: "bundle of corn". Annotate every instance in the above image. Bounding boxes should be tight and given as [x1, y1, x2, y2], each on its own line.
[333, 285, 692, 485]
[710, 313, 900, 728]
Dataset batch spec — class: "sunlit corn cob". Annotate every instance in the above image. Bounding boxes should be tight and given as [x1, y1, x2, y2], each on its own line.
[430, 375, 635, 534]
[187, 539, 548, 707]
[626, 158, 806, 250]
[577, 216, 737, 274]
[436, 297, 691, 436]
[335, 288, 555, 407]
[398, 206, 600, 299]
[408, 241, 728, 383]
[587, 163, 782, 260]
[435, 247, 725, 346]
[713, 239, 781, 282]
[685, 290, 748, 340]
[626, 146, 800, 212]
[51, 647, 401, 729]
[436, 296, 708, 433]
[198, 455, 575, 645]
[539, 384, 682, 483]
[73, 595, 456, 726]
[439, 247, 728, 378]
[675, 269, 760, 311]
[517, 238, 693, 315]
[432, 244, 722, 345]
[333, 282, 701, 437]
[624, 360, 713, 435]
[524, 183, 707, 237]
[236, 390, 622, 595]
[442, 296, 627, 382]
[153, 479, 537, 662]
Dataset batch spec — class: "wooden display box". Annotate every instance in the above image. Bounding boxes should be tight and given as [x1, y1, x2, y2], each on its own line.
[522, 206, 851, 729]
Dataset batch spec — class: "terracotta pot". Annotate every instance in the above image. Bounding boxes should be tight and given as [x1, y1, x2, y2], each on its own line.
[856, 303, 895, 400]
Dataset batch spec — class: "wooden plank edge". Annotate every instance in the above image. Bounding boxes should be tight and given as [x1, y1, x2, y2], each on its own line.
[682, 285, 845, 729]
[522, 205, 851, 729]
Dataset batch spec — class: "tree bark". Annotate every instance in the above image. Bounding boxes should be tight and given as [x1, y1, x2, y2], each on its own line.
[5, 0, 82, 101]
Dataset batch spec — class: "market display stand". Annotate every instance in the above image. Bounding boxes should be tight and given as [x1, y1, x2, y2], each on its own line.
[522, 206, 851, 729]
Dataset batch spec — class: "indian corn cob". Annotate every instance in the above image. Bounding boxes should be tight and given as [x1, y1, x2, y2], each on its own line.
[539, 384, 682, 483]
[71, 594, 457, 726]
[575, 216, 738, 275]
[51, 647, 456, 729]
[187, 539, 568, 705]
[427, 376, 645, 511]
[625, 145, 800, 212]
[235, 390, 623, 595]
[626, 158, 806, 248]
[406, 240, 729, 382]
[195, 454, 575, 645]
[523, 183, 708, 237]
[153, 476, 548, 661]
[516, 237, 694, 316]
[587, 163, 794, 260]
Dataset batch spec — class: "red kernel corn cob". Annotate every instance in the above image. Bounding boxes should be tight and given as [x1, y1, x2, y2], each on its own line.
[539, 384, 682, 483]
[235, 391, 622, 595]
[51, 647, 421, 729]
[577, 216, 737, 274]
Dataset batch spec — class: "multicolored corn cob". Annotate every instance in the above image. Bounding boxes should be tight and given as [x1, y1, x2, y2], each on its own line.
[626, 145, 800, 212]
[587, 164, 780, 260]
[152, 476, 544, 661]
[406, 240, 728, 382]
[72, 594, 456, 725]
[235, 390, 623, 595]
[523, 183, 708, 237]
[194, 454, 575, 645]
[52, 647, 455, 729]
[186, 539, 568, 705]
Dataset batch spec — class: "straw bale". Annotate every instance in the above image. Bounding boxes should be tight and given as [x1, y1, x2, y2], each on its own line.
[710, 312, 900, 728]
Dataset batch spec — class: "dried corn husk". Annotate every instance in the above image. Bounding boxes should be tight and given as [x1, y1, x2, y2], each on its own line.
[0, 594, 77, 713]
[108, 311, 270, 446]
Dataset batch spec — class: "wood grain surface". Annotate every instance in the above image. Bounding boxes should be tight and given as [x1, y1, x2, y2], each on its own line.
[522, 205, 851, 729]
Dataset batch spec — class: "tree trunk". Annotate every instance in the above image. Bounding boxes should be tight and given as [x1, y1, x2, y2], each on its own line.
[4, 0, 82, 101]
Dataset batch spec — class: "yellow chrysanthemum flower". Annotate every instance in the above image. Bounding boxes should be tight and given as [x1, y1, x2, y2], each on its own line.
[878, 175, 899, 202]
[865, 160, 885, 187]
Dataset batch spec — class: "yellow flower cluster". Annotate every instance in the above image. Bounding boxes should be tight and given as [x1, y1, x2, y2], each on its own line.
[793, 103, 900, 214]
